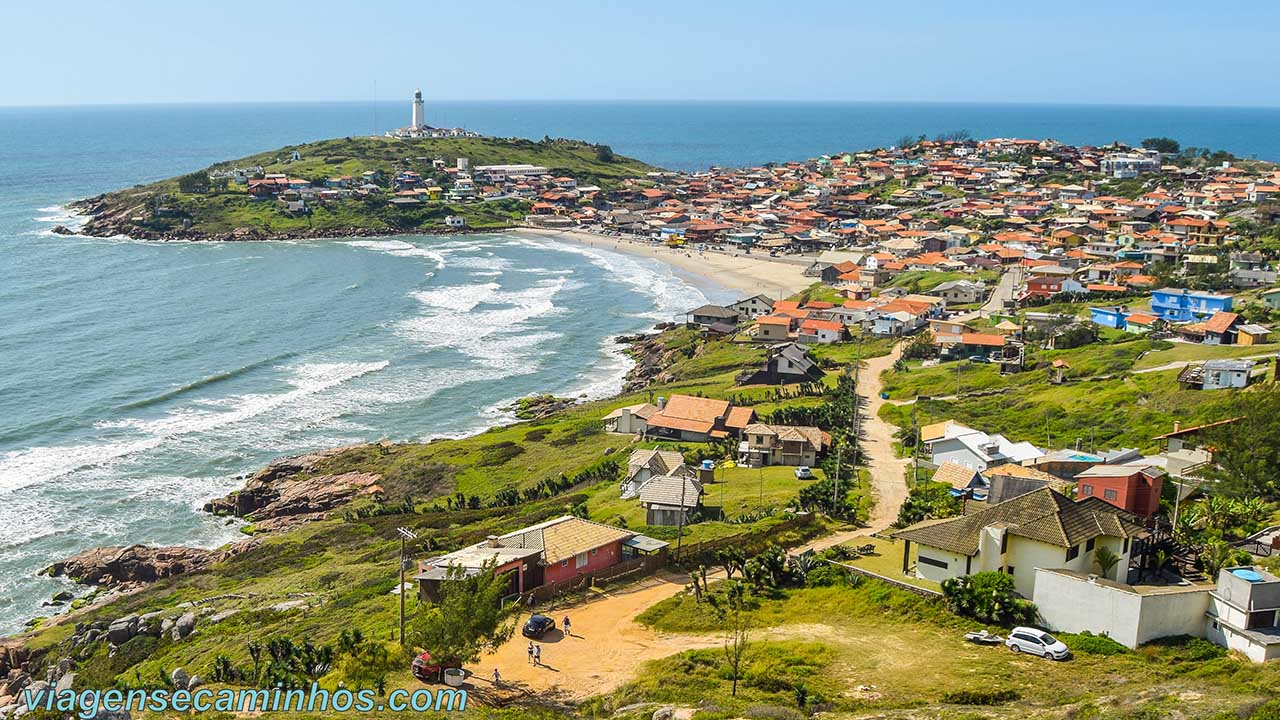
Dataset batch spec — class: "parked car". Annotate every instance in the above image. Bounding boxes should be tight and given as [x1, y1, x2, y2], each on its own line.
[1005, 627, 1069, 660]
[410, 652, 458, 681]
[522, 614, 556, 638]
[794, 466, 814, 480]
[967, 355, 991, 363]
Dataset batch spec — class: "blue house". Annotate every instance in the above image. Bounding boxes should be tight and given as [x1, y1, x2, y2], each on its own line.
[1090, 306, 1129, 329]
[1150, 288, 1233, 323]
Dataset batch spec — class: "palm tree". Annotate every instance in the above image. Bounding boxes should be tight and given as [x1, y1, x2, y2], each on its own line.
[1203, 496, 1237, 532]
[1094, 546, 1122, 580]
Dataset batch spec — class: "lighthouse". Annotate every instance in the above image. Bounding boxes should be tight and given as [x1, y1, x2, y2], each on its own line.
[411, 89, 425, 129]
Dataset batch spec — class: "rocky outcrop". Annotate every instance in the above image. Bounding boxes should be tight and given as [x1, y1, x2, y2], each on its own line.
[504, 394, 578, 420]
[44, 545, 214, 587]
[202, 445, 383, 533]
[619, 324, 682, 393]
[43, 541, 257, 589]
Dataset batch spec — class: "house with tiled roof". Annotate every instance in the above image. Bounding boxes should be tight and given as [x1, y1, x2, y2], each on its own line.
[416, 515, 667, 600]
[638, 474, 704, 526]
[892, 487, 1148, 596]
[739, 424, 830, 467]
[644, 394, 755, 442]
[621, 448, 690, 499]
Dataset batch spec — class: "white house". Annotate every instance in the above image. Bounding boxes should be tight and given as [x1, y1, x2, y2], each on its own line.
[620, 448, 689, 499]
[892, 487, 1147, 598]
[1206, 567, 1280, 663]
[603, 403, 659, 435]
[729, 294, 777, 320]
[922, 421, 1043, 471]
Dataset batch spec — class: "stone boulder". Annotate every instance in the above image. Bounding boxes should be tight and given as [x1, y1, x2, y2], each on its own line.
[106, 616, 139, 645]
[170, 613, 196, 642]
[170, 668, 190, 692]
[44, 546, 216, 588]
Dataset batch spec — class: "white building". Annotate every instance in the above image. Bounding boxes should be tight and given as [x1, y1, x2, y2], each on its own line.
[411, 89, 425, 128]
[892, 487, 1146, 598]
[1207, 567, 1280, 663]
[922, 420, 1043, 471]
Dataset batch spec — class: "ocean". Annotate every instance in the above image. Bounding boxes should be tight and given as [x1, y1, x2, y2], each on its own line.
[2, 100, 1280, 634]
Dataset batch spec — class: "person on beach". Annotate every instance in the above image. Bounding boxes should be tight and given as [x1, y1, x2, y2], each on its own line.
[562, 616, 572, 637]
[533, 644, 542, 666]
[527, 641, 534, 664]
[492, 668, 502, 686]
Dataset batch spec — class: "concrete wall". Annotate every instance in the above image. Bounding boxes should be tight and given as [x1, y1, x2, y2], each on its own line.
[1034, 569, 1209, 649]
[914, 546, 970, 586]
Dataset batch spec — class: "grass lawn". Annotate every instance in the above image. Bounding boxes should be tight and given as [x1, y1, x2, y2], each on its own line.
[833, 535, 941, 592]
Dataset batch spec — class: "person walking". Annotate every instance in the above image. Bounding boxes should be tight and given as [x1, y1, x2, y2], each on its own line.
[526, 641, 534, 664]
[532, 644, 542, 666]
[492, 668, 502, 687]
[562, 615, 572, 637]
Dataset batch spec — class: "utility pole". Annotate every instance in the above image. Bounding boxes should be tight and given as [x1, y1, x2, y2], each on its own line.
[910, 403, 921, 487]
[832, 446, 842, 511]
[675, 475, 688, 561]
[396, 527, 418, 646]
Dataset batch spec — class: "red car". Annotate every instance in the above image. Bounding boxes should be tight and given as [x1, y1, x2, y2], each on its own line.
[411, 652, 459, 682]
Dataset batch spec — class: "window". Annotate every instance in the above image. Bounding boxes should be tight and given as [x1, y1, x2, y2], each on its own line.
[1086, 538, 1095, 552]
[1066, 544, 1080, 562]
[1104, 489, 1118, 501]
[1123, 538, 1130, 553]
[590, 548, 598, 556]
[575, 552, 589, 569]
[999, 532, 1008, 554]
[1080, 484, 1094, 496]
[560, 559, 569, 568]
[1006, 566, 1015, 576]
[917, 554, 949, 569]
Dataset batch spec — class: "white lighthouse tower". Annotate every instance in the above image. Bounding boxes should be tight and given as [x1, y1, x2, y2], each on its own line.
[411, 89, 425, 129]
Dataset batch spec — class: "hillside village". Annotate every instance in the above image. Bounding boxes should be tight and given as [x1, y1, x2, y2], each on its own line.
[13, 135, 1280, 720]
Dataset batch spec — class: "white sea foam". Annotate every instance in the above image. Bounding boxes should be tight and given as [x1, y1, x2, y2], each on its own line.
[409, 282, 501, 312]
[342, 239, 446, 267]
[0, 361, 388, 496]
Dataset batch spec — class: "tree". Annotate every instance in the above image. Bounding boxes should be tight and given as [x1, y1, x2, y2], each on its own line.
[407, 559, 517, 670]
[595, 144, 615, 163]
[719, 581, 752, 697]
[177, 171, 211, 194]
[1141, 137, 1181, 154]
[1093, 546, 1121, 580]
[716, 547, 747, 580]
[1198, 386, 1280, 499]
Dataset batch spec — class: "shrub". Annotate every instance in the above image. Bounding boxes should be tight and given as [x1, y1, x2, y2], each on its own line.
[1061, 631, 1128, 656]
[941, 571, 1038, 627]
[940, 688, 1021, 705]
[477, 440, 524, 466]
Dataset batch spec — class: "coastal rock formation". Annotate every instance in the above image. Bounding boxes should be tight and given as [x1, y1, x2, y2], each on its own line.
[43, 541, 258, 589]
[618, 324, 684, 393]
[203, 445, 383, 532]
[44, 545, 216, 587]
[504, 393, 578, 420]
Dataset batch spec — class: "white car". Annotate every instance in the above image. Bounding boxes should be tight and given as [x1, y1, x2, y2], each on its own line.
[794, 466, 814, 479]
[1005, 627, 1069, 660]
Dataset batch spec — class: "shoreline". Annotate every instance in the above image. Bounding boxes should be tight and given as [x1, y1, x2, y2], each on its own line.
[519, 226, 814, 297]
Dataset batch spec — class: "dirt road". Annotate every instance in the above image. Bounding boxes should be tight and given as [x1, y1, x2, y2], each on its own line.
[466, 343, 910, 702]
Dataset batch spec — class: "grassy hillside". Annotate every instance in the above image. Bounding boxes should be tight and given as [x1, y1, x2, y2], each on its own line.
[75, 135, 656, 239]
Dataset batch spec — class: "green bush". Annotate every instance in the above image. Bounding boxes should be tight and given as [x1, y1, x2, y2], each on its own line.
[941, 571, 1038, 627]
[1061, 631, 1128, 656]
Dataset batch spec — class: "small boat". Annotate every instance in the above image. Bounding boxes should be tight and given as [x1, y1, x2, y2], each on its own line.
[964, 630, 1004, 645]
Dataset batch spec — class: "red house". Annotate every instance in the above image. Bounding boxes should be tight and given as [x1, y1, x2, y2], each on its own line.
[415, 516, 667, 601]
[1074, 464, 1165, 518]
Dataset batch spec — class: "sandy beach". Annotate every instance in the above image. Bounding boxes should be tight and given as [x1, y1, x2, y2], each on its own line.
[519, 227, 815, 298]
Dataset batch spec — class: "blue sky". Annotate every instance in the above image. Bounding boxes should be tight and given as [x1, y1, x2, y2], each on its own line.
[5, 0, 1279, 107]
